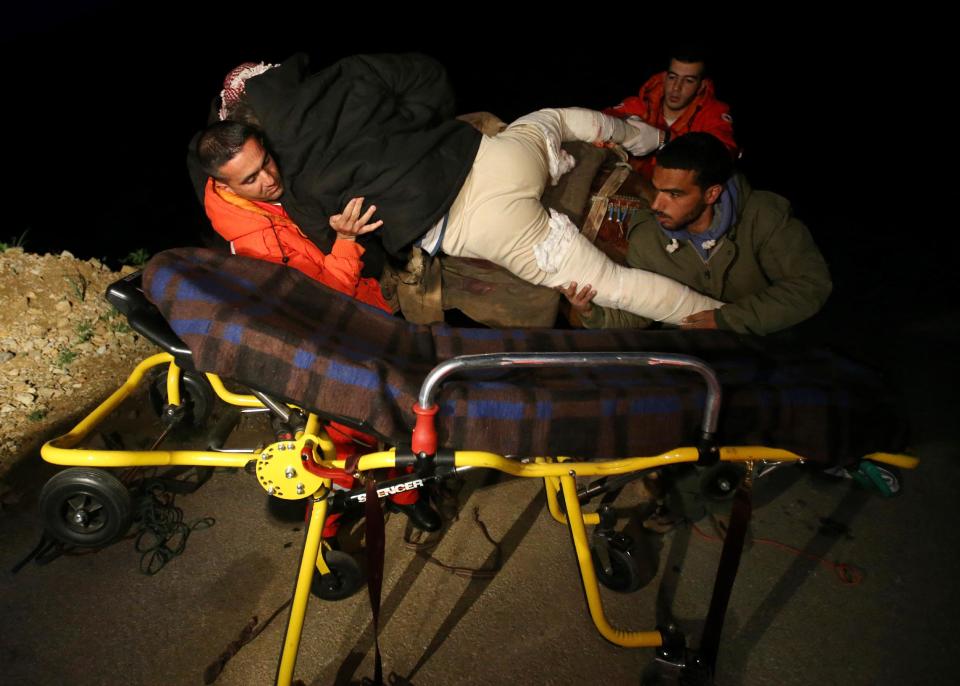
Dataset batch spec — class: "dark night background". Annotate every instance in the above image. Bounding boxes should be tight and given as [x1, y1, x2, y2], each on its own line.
[0, 5, 949, 357]
[2, 10, 959, 682]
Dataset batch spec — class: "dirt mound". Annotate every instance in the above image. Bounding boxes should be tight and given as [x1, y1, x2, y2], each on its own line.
[0, 248, 156, 481]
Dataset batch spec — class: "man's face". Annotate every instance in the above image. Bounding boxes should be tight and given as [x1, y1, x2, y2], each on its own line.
[663, 59, 705, 114]
[650, 166, 714, 231]
[216, 136, 283, 202]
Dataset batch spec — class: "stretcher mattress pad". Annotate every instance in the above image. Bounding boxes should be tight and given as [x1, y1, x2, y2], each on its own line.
[143, 248, 902, 463]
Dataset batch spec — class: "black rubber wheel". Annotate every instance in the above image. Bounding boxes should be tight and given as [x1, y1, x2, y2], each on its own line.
[592, 542, 644, 593]
[39, 468, 133, 547]
[698, 463, 746, 501]
[148, 369, 215, 428]
[311, 550, 364, 601]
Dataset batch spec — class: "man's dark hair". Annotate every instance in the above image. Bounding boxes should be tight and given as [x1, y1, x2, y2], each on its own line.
[196, 120, 264, 180]
[656, 133, 733, 190]
[668, 46, 709, 77]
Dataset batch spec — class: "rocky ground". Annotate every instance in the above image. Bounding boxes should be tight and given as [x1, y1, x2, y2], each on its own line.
[0, 248, 156, 482]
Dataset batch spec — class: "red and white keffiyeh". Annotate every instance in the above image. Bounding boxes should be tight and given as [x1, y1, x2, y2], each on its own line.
[218, 61, 278, 120]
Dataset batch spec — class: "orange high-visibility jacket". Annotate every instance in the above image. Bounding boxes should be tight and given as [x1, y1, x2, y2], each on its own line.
[204, 178, 391, 313]
[605, 73, 738, 177]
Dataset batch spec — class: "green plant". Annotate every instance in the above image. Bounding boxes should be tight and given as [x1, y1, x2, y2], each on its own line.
[0, 228, 29, 251]
[121, 248, 151, 267]
[98, 309, 131, 333]
[28, 409, 48, 422]
[65, 273, 88, 301]
[76, 320, 94, 343]
[57, 349, 78, 366]
[98, 307, 131, 333]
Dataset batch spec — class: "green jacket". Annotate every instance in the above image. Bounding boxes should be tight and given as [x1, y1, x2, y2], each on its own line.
[581, 175, 832, 335]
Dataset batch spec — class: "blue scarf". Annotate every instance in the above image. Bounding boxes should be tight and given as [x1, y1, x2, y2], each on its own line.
[660, 178, 739, 261]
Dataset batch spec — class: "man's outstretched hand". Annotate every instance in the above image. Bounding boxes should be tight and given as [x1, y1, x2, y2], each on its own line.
[681, 309, 719, 330]
[329, 197, 383, 240]
[557, 282, 597, 317]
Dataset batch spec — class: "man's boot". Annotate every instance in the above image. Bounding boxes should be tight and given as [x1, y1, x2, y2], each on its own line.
[386, 497, 442, 532]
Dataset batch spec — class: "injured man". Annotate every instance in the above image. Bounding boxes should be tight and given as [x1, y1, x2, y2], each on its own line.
[194, 53, 722, 324]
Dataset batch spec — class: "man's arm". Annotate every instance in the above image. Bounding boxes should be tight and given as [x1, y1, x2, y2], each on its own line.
[607, 91, 738, 160]
[713, 207, 832, 335]
[305, 198, 383, 296]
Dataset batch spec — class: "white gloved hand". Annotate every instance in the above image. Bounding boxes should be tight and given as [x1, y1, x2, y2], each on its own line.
[620, 115, 663, 156]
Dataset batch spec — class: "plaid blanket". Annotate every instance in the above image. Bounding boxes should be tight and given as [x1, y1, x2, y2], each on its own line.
[143, 248, 903, 464]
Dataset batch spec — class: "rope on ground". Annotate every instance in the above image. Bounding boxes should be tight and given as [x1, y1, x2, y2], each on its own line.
[10, 529, 123, 573]
[135, 483, 215, 575]
[402, 506, 501, 579]
[688, 520, 865, 586]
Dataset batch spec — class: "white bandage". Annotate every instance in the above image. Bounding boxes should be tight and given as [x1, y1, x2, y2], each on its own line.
[537, 226, 725, 324]
[533, 209, 580, 273]
[509, 110, 578, 184]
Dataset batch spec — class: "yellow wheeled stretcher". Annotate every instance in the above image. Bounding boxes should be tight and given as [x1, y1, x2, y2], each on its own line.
[39, 265, 917, 685]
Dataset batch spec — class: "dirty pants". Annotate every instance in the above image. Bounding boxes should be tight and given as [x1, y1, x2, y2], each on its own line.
[440, 109, 723, 324]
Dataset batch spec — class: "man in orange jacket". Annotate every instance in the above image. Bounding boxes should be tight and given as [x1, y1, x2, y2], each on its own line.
[605, 49, 738, 178]
[198, 120, 441, 532]
[200, 120, 391, 312]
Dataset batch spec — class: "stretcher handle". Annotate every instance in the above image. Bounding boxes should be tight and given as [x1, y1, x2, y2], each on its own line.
[417, 352, 722, 435]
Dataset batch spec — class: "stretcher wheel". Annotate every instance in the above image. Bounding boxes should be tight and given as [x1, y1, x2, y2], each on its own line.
[592, 538, 645, 593]
[148, 369, 214, 428]
[312, 550, 364, 600]
[858, 461, 903, 497]
[699, 463, 746, 501]
[39, 468, 133, 547]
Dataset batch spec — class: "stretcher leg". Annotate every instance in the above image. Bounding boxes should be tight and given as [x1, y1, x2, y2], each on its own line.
[276, 493, 329, 686]
[544, 475, 600, 526]
[558, 474, 662, 648]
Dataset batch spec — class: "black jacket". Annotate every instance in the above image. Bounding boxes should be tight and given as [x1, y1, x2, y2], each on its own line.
[244, 52, 481, 257]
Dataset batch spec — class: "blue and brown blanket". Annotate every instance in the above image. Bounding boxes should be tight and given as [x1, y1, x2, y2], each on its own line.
[143, 248, 903, 465]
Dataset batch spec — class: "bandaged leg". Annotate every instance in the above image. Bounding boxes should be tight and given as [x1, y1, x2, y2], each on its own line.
[533, 211, 723, 324]
[509, 108, 645, 183]
[442, 121, 722, 324]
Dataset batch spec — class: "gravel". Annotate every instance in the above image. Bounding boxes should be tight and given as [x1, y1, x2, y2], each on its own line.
[0, 248, 156, 480]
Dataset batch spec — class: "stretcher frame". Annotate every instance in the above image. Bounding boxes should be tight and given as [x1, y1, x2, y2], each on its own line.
[40, 348, 917, 685]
